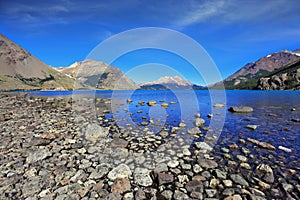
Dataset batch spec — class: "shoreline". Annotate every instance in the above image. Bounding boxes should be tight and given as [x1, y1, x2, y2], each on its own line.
[0, 92, 299, 199]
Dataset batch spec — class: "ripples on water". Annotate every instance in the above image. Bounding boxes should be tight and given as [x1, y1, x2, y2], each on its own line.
[30, 90, 300, 169]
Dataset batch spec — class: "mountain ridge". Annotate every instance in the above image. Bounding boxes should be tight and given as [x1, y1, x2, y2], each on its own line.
[57, 59, 138, 90]
[139, 75, 203, 90]
[0, 34, 74, 91]
[211, 50, 300, 90]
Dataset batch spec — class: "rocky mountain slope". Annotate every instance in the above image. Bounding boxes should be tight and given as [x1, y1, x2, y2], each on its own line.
[57, 60, 138, 90]
[256, 58, 300, 90]
[0, 34, 73, 91]
[211, 50, 300, 89]
[139, 76, 203, 90]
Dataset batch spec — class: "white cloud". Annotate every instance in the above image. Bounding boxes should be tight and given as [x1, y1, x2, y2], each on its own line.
[175, 0, 226, 27]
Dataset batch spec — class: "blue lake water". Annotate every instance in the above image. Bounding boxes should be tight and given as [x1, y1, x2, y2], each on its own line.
[29, 90, 300, 169]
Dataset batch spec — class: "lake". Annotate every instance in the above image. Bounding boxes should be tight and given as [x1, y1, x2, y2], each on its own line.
[29, 90, 300, 169]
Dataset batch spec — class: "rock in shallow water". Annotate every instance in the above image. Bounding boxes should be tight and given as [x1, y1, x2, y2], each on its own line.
[245, 125, 258, 130]
[193, 118, 205, 127]
[228, 106, 253, 113]
[278, 145, 292, 153]
[194, 142, 213, 153]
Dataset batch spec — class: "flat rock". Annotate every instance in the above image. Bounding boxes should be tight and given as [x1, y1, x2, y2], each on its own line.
[278, 146, 292, 152]
[157, 173, 174, 185]
[228, 106, 253, 113]
[194, 142, 213, 153]
[89, 163, 111, 179]
[230, 174, 249, 187]
[26, 148, 52, 164]
[107, 164, 132, 181]
[213, 169, 227, 179]
[213, 103, 225, 108]
[85, 124, 109, 141]
[246, 125, 258, 130]
[246, 138, 275, 151]
[185, 180, 204, 194]
[198, 158, 218, 169]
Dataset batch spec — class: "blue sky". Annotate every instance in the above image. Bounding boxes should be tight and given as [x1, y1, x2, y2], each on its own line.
[0, 0, 300, 85]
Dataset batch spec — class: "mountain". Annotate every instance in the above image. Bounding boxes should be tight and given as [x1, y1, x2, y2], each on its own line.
[57, 60, 138, 90]
[211, 50, 300, 89]
[0, 34, 73, 91]
[256, 58, 300, 90]
[139, 76, 203, 90]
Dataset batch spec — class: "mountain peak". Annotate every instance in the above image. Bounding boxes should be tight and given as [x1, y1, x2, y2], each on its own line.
[141, 75, 192, 86]
[58, 59, 138, 90]
[138, 75, 203, 90]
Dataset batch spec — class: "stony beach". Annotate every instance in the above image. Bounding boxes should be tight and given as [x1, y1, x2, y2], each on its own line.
[0, 92, 300, 200]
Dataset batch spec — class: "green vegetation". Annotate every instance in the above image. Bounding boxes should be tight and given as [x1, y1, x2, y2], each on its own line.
[220, 58, 300, 90]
